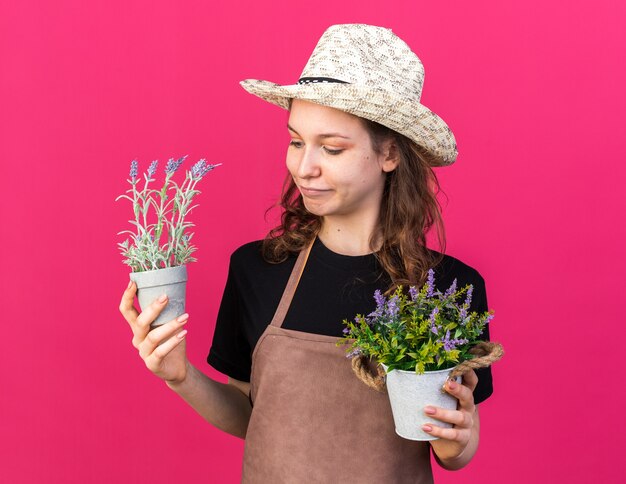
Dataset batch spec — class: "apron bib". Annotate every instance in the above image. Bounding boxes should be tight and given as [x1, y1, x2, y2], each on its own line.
[241, 240, 433, 483]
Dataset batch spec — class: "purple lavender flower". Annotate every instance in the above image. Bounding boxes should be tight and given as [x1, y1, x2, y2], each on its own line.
[147, 160, 158, 178]
[426, 269, 435, 297]
[429, 306, 440, 335]
[165, 155, 187, 175]
[409, 285, 418, 301]
[484, 313, 494, 325]
[429, 306, 439, 323]
[191, 159, 207, 178]
[386, 295, 400, 319]
[459, 306, 468, 322]
[129, 159, 138, 181]
[443, 278, 458, 298]
[463, 285, 473, 308]
[374, 289, 385, 307]
[367, 289, 386, 322]
[441, 330, 453, 351]
[346, 347, 363, 358]
[191, 158, 221, 179]
[440, 330, 469, 352]
[342, 327, 350, 335]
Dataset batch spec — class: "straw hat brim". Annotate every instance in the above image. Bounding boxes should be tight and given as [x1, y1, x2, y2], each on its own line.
[240, 79, 458, 166]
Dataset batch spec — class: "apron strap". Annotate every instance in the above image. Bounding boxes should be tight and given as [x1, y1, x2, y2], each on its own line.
[270, 238, 315, 328]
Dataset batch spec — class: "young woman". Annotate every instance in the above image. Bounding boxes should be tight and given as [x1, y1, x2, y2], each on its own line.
[119, 24, 493, 483]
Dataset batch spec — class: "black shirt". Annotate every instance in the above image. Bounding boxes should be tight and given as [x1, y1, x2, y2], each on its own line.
[207, 237, 494, 404]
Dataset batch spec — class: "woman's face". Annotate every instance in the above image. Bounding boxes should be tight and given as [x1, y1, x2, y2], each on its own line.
[286, 99, 398, 220]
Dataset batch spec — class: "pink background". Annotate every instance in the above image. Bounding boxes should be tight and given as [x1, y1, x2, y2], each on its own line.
[1, 1, 624, 482]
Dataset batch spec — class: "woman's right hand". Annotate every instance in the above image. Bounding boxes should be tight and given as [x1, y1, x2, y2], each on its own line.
[119, 280, 190, 385]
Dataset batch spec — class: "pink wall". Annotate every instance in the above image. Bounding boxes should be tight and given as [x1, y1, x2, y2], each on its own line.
[1, 1, 624, 482]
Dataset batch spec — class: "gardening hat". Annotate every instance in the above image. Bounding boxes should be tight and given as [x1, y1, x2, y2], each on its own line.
[240, 23, 458, 166]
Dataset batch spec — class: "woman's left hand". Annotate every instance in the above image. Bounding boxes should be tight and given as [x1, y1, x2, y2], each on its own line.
[421, 370, 479, 464]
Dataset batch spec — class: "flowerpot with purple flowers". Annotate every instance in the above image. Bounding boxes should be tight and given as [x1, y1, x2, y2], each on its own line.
[337, 270, 504, 441]
[116, 155, 220, 328]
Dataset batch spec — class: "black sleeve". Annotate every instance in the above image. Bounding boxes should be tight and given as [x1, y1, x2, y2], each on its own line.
[207, 255, 252, 382]
[469, 274, 494, 405]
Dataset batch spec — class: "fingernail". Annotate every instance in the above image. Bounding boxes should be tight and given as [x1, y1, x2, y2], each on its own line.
[127, 280, 133, 289]
[158, 294, 167, 303]
[424, 406, 436, 415]
[177, 313, 189, 323]
[447, 380, 457, 390]
[422, 425, 432, 432]
[177, 330, 188, 339]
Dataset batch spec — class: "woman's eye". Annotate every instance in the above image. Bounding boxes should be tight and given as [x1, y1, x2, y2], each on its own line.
[289, 140, 342, 155]
[324, 147, 343, 155]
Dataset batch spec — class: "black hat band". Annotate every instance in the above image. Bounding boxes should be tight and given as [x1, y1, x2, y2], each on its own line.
[297, 77, 349, 85]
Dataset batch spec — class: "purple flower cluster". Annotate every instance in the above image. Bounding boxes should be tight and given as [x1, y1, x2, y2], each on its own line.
[345, 347, 363, 359]
[458, 285, 474, 323]
[165, 155, 187, 175]
[409, 285, 418, 301]
[374, 289, 385, 307]
[464, 285, 473, 307]
[440, 329, 469, 352]
[191, 158, 220, 179]
[147, 160, 158, 178]
[386, 295, 400, 319]
[429, 307, 441, 335]
[459, 306, 468, 322]
[129, 160, 138, 181]
[366, 289, 401, 324]
[426, 269, 435, 297]
[443, 278, 458, 298]
[367, 289, 385, 322]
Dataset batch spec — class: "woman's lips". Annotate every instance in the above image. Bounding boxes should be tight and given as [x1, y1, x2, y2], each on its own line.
[300, 187, 331, 197]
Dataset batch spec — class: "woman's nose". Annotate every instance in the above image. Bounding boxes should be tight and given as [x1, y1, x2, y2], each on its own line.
[296, 147, 321, 178]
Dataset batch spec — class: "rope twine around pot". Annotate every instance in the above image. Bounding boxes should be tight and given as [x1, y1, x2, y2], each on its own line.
[351, 341, 505, 393]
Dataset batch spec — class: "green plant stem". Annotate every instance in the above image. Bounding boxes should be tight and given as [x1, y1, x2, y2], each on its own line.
[141, 174, 151, 238]
[154, 173, 172, 247]
[165, 180, 182, 266]
[172, 175, 189, 265]
[131, 179, 142, 245]
[173, 175, 200, 265]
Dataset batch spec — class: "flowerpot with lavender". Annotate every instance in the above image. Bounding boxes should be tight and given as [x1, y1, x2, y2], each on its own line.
[116, 155, 220, 328]
[337, 269, 504, 441]
[129, 265, 188, 328]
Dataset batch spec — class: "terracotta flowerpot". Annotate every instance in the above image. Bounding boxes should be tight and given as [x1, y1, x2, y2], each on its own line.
[129, 265, 188, 328]
[381, 364, 461, 441]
